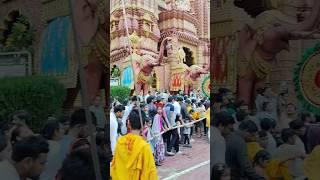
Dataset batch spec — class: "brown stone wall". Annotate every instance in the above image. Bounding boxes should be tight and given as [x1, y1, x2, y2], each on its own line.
[0, 0, 44, 74]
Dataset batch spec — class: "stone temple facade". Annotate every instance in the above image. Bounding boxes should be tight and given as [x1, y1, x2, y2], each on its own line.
[210, 0, 318, 104]
[110, 0, 210, 93]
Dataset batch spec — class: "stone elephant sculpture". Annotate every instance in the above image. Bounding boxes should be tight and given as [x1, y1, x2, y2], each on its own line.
[234, 0, 320, 108]
[132, 37, 172, 94]
[183, 64, 209, 95]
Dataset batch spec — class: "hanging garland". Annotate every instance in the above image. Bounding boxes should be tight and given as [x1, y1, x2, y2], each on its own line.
[201, 75, 210, 98]
[293, 43, 320, 116]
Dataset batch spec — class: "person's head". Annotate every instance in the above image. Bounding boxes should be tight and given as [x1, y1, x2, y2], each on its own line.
[263, 87, 273, 98]
[253, 150, 271, 168]
[167, 96, 173, 103]
[281, 128, 296, 145]
[239, 105, 249, 113]
[11, 125, 33, 146]
[128, 109, 145, 131]
[211, 164, 230, 180]
[148, 91, 151, 94]
[214, 112, 235, 136]
[92, 95, 102, 107]
[114, 105, 125, 118]
[286, 103, 297, 115]
[177, 96, 183, 104]
[301, 112, 313, 123]
[41, 119, 64, 141]
[58, 115, 71, 134]
[69, 109, 96, 138]
[238, 120, 259, 142]
[262, 101, 272, 112]
[0, 132, 11, 161]
[157, 106, 163, 115]
[236, 110, 249, 123]
[146, 96, 154, 104]
[289, 119, 306, 136]
[258, 131, 268, 148]
[12, 136, 49, 179]
[131, 96, 138, 103]
[222, 95, 229, 105]
[10, 110, 32, 126]
[58, 149, 95, 180]
[260, 118, 276, 132]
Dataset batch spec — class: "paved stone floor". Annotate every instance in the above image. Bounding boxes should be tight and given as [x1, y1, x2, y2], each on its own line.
[157, 136, 210, 180]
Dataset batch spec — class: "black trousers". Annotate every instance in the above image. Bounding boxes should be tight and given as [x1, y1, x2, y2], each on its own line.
[184, 134, 190, 144]
[167, 129, 179, 152]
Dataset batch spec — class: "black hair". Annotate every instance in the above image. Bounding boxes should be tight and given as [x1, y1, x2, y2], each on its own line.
[197, 102, 202, 107]
[236, 110, 248, 122]
[289, 120, 305, 130]
[214, 112, 235, 127]
[238, 120, 258, 133]
[301, 112, 311, 122]
[9, 110, 32, 125]
[41, 119, 61, 140]
[12, 136, 49, 162]
[114, 105, 125, 113]
[96, 133, 107, 147]
[281, 128, 296, 143]
[10, 125, 26, 145]
[59, 149, 95, 180]
[167, 96, 173, 103]
[177, 96, 183, 102]
[260, 118, 275, 131]
[70, 109, 96, 128]
[253, 150, 271, 166]
[146, 96, 154, 104]
[131, 96, 138, 102]
[191, 99, 196, 103]
[185, 99, 191, 104]
[128, 109, 145, 130]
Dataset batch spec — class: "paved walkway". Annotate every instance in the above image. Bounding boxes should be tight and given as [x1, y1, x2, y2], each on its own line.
[157, 136, 210, 180]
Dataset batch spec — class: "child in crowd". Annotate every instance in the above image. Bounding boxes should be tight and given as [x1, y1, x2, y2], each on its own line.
[183, 119, 192, 148]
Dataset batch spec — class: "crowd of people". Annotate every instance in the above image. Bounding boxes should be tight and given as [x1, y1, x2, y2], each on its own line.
[211, 87, 320, 180]
[0, 95, 111, 180]
[110, 89, 210, 179]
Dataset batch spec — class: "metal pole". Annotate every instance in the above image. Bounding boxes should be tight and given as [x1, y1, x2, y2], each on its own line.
[120, 0, 144, 132]
[68, 0, 102, 179]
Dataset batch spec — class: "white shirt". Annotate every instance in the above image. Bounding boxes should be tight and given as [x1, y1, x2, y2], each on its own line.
[0, 160, 20, 180]
[266, 132, 277, 155]
[120, 105, 133, 135]
[110, 112, 118, 155]
[211, 127, 226, 166]
[173, 101, 181, 119]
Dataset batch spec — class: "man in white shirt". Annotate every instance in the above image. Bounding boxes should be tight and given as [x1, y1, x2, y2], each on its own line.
[211, 112, 234, 165]
[273, 128, 306, 179]
[260, 118, 277, 154]
[110, 105, 125, 155]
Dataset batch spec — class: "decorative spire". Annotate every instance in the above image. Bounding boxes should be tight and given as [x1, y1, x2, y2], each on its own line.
[129, 31, 140, 49]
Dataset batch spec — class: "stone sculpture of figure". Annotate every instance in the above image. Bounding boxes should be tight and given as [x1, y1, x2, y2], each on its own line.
[184, 64, 210, 94]
[234, 0, 320, 107]
[177, 47, 186, 64]
[132, 37, 172, 95]
[40, 0, 108, 112]
[175, 0, 192, 12]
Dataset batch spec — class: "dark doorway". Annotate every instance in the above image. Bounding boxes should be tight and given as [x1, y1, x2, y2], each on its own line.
[183, 47, 193, 67]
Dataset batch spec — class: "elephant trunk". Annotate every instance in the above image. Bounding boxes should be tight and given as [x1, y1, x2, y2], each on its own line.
[157, 37, 172, 65]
